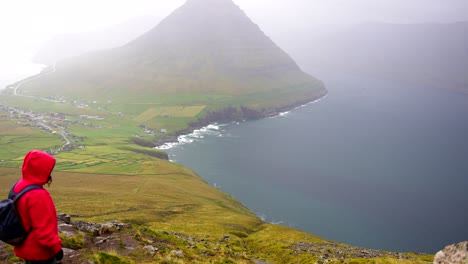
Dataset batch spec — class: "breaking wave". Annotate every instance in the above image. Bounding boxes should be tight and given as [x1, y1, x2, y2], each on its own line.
[156, 124, 224, 150]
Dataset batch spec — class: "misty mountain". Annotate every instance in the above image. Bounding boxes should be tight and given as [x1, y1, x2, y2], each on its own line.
[22, 0, 325, 109]
[33, 16, 160, 66]
[277, 22, 468, 93]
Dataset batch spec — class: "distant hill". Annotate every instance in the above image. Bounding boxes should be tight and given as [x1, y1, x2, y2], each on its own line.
[277, 22, 468, 93]
[21, 0, 325, 114]
[33, 15, 160, 65]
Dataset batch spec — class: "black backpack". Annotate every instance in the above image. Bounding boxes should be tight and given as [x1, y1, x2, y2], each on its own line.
[0, 182, 41, 245]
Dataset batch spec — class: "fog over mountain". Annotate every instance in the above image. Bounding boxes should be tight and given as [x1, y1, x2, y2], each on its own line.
[2, 0, 468, 64]
[275, 21, 468, 93]
[3, 0, 468, 94]
[35, 19, 468, 94]
[20, 0, 325, 111]
[33, 16, 160, 65]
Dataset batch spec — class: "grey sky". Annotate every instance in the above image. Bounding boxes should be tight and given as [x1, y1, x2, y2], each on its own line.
[237, 0, 468, 33]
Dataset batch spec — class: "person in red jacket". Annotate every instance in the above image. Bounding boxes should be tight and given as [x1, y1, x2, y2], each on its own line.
[13, 150, 63, 264]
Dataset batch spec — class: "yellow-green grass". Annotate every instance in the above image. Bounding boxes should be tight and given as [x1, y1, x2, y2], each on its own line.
[340, 259, 432, 264]
[134, 105, 206, 123]
[68, 124, 140, 146]
[245, 224, 433, 263]
[0, 118, 39, 136]
[52, 145, 168, 173]
[0, 164, 432, 263]
[0, 95, 111, 117]
[0, 120, 63, 163]
[1, 94, 203, 145]
[244, 224, 325, 263]
[0, 165, 258, 235]
[143, 116, 194, 135]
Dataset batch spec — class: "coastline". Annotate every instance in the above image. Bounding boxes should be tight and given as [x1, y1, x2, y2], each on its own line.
[155, 92, 328, 151]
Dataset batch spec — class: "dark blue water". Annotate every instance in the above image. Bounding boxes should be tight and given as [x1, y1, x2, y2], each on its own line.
[165, 73, 468, 253]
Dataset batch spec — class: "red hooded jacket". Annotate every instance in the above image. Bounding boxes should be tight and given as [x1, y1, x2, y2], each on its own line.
[13, 150, 62, 261]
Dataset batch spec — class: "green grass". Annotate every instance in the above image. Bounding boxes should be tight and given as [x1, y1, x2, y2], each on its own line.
[93, 252, 134, 264]
[0, 119, 63, 163]
[59, 232, 85, 249]
[0, 166, 258, 235]
[134, 105, 206, 122]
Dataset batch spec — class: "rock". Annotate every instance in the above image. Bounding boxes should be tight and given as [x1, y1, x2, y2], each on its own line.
[72, 220, 130, 236]
[102, 220, 131, 232]
[0, 242, 14, 261]
[94, 236, 110, 244]
[73, 221, 101, 236]
[57, 213, 71, 224]
[63, 248, 76, 254]
[289, 241, 413, 260]
[251, 259, 273, 264]
[60, 248, 83, 263]
[171, 250, 184, 258]
[435, 251, 447, 261]
[58, 223, 78, 237]
[434, 241, 468, 264]
[220, 235, 230, 242]
[143, 245, 158, 256]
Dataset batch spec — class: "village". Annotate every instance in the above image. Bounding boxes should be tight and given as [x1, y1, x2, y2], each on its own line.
[0, 101, 90, 154]
[0, 96, 161, 155]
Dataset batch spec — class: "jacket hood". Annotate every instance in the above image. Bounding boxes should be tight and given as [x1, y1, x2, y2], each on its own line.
[21, 150, 56, 185]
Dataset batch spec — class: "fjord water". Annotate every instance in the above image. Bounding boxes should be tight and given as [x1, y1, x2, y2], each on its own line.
[166, 73, 468, 253]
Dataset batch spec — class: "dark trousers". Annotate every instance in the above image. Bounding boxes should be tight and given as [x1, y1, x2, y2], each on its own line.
[24, 257, 57, 264]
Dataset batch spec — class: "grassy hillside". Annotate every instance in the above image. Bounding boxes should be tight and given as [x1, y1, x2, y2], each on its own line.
[0, 166, 433, 263]
[0, 93, 433, 263]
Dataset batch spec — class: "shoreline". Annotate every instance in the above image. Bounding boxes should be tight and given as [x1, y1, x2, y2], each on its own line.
[155, 92, 328, 151]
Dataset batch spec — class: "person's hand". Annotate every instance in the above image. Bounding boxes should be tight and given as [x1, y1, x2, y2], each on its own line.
[55, 249, 64, 261]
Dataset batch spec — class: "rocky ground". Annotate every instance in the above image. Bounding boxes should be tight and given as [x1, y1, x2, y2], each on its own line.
[0, 214, 451, 263]
[290, 241, 411, 263]
[434, 241, 468, 264]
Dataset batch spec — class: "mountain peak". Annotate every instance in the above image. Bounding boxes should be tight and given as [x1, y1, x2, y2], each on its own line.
[133, 0, 253, 44]
[184, 0, 238, 7]
[185, 0, 236, 5]
[126, 0, 295, 78]
[19, 0, 326, 109]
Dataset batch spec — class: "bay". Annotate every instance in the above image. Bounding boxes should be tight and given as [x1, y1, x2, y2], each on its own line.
[165, 73, 468, 253]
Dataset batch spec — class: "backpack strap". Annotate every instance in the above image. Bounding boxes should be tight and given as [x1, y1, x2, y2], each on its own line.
[8, 180, 20, 199]
[8, 181, 42, 203]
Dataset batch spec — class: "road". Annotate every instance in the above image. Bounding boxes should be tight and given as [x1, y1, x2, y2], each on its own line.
[12, 62, 59, 103]
[7, 62, 71, 149]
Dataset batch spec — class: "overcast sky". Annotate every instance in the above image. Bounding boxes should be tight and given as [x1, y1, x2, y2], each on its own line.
[1, 0, 467, 79]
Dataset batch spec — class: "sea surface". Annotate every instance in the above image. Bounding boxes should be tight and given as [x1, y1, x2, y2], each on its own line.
[164, 73, 468, 253]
